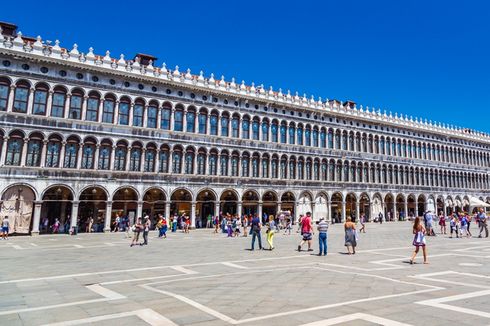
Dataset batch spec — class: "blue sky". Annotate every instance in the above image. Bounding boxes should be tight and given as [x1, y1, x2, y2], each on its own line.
[3, 1, 489, 132]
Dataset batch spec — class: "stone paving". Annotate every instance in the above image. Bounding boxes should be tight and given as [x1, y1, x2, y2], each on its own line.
[1, 222, 490, 325]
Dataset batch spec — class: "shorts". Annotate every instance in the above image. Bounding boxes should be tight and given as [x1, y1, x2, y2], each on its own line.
[302, 232, 312, 241]
[2, 226, 8, 233]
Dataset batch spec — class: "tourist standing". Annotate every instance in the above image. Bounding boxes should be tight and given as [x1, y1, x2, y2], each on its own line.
[172, 215, 178, 232]
[438, 212, 446, 234]
[52, 218, 60, 234]
[284, 218, 292, 235]
[213, 215, 220, 234]
[344, 217, 357, 254]
[266, 216, 275, 250]
[1, 216, 9, 240]
[466, 213, 473, 237]
[410, 217, 428, 264]
[298, 212, 313, 252]
[250, 214, 263, 250]
[317, 218, 329, 256]
[87, 217, 94, 233]
[449, 215, 459, 238]
[478, 209, 488, 238]
[359, 214, 366, 233]
[130, 217, 143, 247]
[242, 215, 248, 237]
[141, 217, 150, 245]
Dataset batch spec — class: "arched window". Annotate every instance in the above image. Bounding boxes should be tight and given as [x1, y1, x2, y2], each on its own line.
[231, 153, 239, 176]
[161, 104, 171, 130]
[280, 123, 287, 144]
[220, 152, 228, 176]
[159, 148, 169, 173]
[232, 115, 240, 138]
[144, 147, 156, 172]
[129, 146, 141, 171]
[320, 129, 326, 148]
[261, 120, 269, 141]
[133, 101, 144, 127]
[342, 132, 347, 150]
[271, 156, 278, 178]
[147, 103, 158, 128]
[210, 112, 218, 136]
[86, 92, 100, 122]
[328, 129, 334, 148]
[63, 141, 78, 168]
[0, 78, 9, 111]
[51, 87, 66, 118]
[312, 129, 318, 147]
[242, 117, 250, 139]
[241, 153, 250, 177]
[289, 124, 295, 144]
[209, 151, 217, 175]
[174, 106, 184, 131]
[305, 128, 311, 146]
[102, 96, 115, 123]
[252, 118, 260, 140]
[69, 90, 83, 119]
[271, 121, 278, 142]
[198, 110, 207, 134]
[98, 143, 111, 170]
[349, 134, 354, 151]
[118, 98, 130, 125]
[186, 108, 196, 132]
[33, 84, 48, 115]
[185, 150, 194, 174]
[5, 136, 23, 166]
[114, 145, 127, 171]
[251, 154, 259, 178]
[297, 159, 304, 179]
[45, 138, 61, 168]
[306, 160, 312, 180]
[197, 151, 206, 175]
[321, 161, 328, 180]
[297, 126, 303, 145]
[172, 150, 182, 173]
[289, 158, 296, 179]
[280, 157, 287, 179]
[81, 141, 95, 169]
[26, 137, 42, 166]
[262, 156, 269, 178]
[13, 81, 29, 113]
[221, 114, 229, 137]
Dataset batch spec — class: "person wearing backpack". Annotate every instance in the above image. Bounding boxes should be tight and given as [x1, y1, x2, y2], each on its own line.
[250, 214, 263, 250]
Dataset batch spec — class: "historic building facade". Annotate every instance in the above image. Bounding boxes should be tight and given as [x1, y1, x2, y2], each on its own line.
[0, 22, 489, 234]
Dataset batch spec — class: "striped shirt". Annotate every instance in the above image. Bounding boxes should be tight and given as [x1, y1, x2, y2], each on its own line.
[317, 220, 329, 233]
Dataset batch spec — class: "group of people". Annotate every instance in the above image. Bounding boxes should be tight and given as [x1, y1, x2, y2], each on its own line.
[423, 208, 489, 238]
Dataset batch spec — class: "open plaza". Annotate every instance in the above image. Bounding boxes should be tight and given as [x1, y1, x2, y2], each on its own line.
[1, 223, 490, 325]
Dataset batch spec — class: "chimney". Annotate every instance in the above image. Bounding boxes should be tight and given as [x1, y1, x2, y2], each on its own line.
[134, 53, 158, 66]
[0, 21, 18, 37]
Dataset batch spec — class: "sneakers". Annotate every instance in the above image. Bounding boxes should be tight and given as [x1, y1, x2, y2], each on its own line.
[297, 245, 301, 252]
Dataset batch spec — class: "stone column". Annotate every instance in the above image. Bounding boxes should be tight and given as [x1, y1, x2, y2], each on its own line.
[143, 105, 148, 128]
[183, 108, 188, 132]
[27, 87, 35, 115]
[76, 142, 83, 169]
[59, 141, 66, 168]
[214, 201, 220, 218]
[327, 200, 331, 222]
[39, 140, 48, 168]
[414, 199, 418, 217]
[404, 200, 408, 220]
[341, 200, 346, 222]
[125, 147, 132, 171]
[64, 94, 71, 119]
[442, 200, 447, 216]
[70, 201, 80, 230]
[140, 148, 146, 172]
[31, 201, 43, 235]
[7, 85, 15, 112]
[295, 201, 300, 224]
[277, 202, 282, 214]
[46, 90, 53, 117]
[93, 144, 100, 170]
[237, 201, 242, 217]
[81, 95, 88, 121]
[191, 201, 196, 228]
[98, 99, 104, 123]
[110, 146, 116, 170]
[136, 201, 143, 219]
[20, 137, 28, 167]
[356, 200, 360, 222]
[258, 201, 263, 220]
[155, 149, 160, 173]
[165, 201, 171, 222]
[0, 137, 8, 166]
[128, 103, 134, 126]
[113, 100, 120, 125]
[104, 201, 113, 232]
[311, 202, 316, 221]
[170, 109, 175, 131]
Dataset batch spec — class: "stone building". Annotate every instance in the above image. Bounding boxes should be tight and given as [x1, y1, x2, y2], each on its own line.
[0, 22, 489, 234]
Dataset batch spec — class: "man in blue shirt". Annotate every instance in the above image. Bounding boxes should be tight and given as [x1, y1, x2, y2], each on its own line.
[250, 215, 263, 250]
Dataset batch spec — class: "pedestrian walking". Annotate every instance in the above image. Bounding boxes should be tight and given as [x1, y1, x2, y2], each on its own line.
[438, 212, 446, 234]
[213, 215, 220, 234]
[478, 209, 488, 238]
[266, 216, 275, 250]
[226, 217, 233, 237]
[130, 217, 143, 247]
[242, 215, 248, 237]
[410, 216, 428, 264]
[141, 217, 150, 245]
[317, 218, 329, 256]
[284, 218, 292, 235]
[466, 213, 473, 237]
[359, 214, 366, 233]
[449, 215, 459, 238]
[52, 218, 60, 234]
[344, 217, 357, 255]
[298, 212, 313, 252]
[172, 215, 178, 232]
[1, 216, 9, 240]
[250, 214, 262, 250]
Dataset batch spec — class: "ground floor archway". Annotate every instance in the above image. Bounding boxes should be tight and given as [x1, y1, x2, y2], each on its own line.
[196, 189, 216, 228]
[41, 185, 73, 233]
[78, 186, 108, 232]
[1, 185, 35, 234]
[220, 190, 238, 216]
